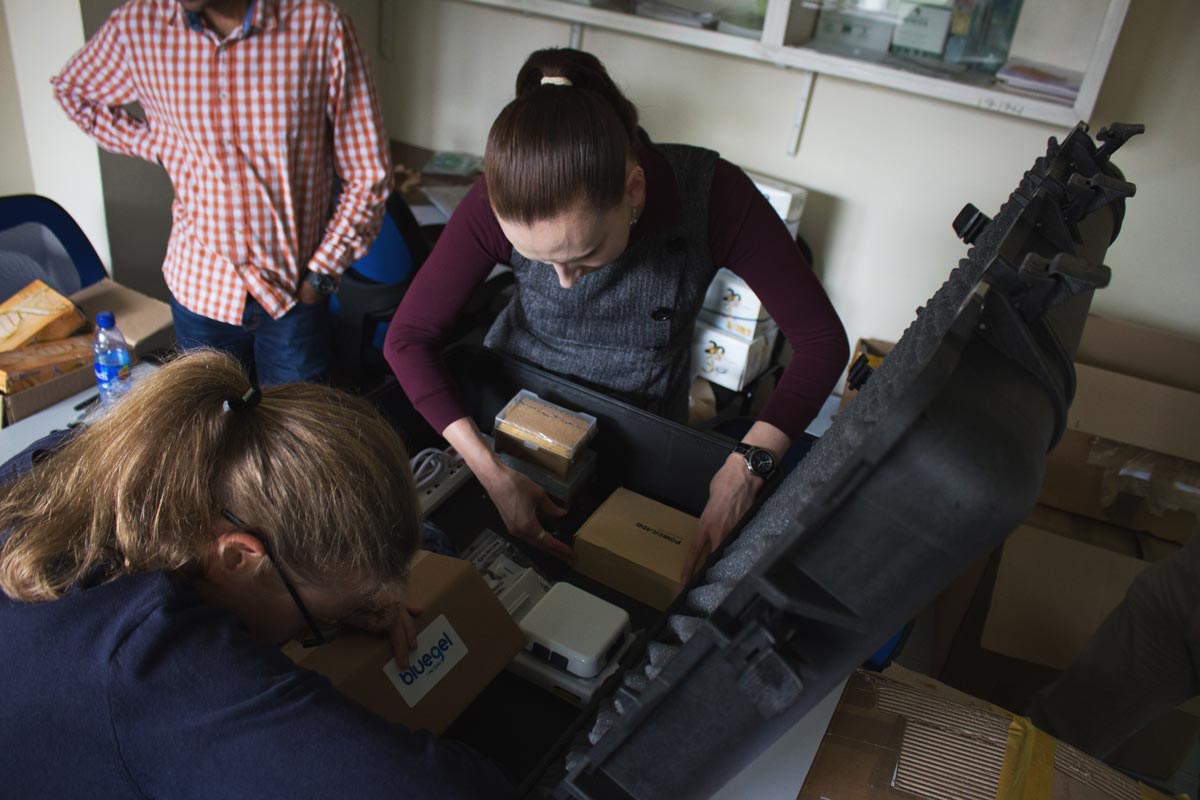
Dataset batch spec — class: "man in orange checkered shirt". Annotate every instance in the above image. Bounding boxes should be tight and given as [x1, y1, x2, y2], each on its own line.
[53, 0, 393, 384]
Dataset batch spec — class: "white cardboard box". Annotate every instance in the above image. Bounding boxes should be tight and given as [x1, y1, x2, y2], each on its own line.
[745, 170, 807, 240]
[691, 318, 778, 391]
[701, 267, 769, 322]
[698, 308, 777, 344]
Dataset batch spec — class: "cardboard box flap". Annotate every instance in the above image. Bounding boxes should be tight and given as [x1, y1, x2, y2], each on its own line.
[70, 279, 173, 355]
[1069, 364, 1200, 463]
[981, 524, 1148, 670]
[1077, 315, 1200, 394]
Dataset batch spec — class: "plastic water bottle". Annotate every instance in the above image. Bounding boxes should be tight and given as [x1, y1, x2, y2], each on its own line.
[93, 311, 132, 406]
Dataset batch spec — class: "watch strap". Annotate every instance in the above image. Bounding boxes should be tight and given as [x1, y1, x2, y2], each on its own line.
[733, 442, 776, 479]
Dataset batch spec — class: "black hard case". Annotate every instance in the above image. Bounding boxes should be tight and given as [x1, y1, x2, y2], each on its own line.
[375, 122, 1141, 799]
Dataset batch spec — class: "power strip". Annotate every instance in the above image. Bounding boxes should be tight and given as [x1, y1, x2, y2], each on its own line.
[418, 457, 474, 518]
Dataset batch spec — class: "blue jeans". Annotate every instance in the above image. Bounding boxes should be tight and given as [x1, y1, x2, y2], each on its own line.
[170, 293, 330, 386]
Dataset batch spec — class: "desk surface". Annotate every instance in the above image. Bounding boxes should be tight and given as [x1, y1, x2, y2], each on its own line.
[0, 385, 99, 464]
[0, 363, 157, 465]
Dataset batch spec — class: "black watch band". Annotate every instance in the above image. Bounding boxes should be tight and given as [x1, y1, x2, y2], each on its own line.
[304, 270, 337, 297]
[734, 442, 776, 480]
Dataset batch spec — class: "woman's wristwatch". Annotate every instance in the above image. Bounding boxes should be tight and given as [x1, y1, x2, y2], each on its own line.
[733, 442, 777, 480]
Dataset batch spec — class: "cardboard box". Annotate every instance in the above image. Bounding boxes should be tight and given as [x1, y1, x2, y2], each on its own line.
[0, 280, 86, 352]
[3, 280, 173, 425]
[0, 334, 93, 393]
[701, 268, 770, 324]
[935, 508, 1198, 781]
[937, 509, 1152, 696]
[697, 307, 777, 343]
[285, 551, 525, 735]
[980, 523, 1147, 671]
[494, 390, 597, 479]
[1037, 315, 1200, 544]
[574, 487, 701, 610]
[837, 337, 896, 412]
[744, 171, 807, 240]
[1069, 363, 1200, 463]
[1040, 430, 1196, 545]
[798, 667, 1176, 800]
[691, 318, 778, 392]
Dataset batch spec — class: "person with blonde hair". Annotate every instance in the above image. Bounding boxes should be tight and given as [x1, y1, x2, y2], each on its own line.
[0, 351, 510, 798]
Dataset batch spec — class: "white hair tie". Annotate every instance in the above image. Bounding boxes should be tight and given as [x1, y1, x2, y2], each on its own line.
[540, 76, 573, 87]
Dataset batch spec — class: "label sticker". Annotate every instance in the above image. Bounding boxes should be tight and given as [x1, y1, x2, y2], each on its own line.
[382, 615, 468, 707]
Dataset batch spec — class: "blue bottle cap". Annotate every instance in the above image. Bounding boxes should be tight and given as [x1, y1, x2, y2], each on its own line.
[96, 311, 115, 329]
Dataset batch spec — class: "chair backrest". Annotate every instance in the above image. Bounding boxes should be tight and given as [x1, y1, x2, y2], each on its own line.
[0, 195, 108, 299]
[330, 191, 434, 389]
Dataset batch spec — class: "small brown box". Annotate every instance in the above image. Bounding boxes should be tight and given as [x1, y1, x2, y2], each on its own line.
[0, 334, 94, 393]
[284, 551, 525, 735]
[574, 488, 702, 611]
[0, 280, 86, 353]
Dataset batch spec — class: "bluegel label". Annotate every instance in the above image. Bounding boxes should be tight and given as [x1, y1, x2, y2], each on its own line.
[94, 363, 131, 384]
[382, 615, 467, 707]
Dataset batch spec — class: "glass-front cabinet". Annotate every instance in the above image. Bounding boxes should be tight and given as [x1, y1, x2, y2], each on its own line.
[454, 0, 1130, 126]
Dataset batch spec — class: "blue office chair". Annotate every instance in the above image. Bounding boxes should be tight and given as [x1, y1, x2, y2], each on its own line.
[0, 194, 108, 300]
[330, 191, 433, 389]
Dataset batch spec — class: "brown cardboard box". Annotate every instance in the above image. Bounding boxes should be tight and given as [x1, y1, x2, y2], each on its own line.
[3, 280, 173, 425]
[935, 509, 1198, 781]
[0, 334, 93, 393]
[285, 551, 525, 735]
[1040, 431, 1196, 545]
[837, 337, 895, 412]
[574, 488, 701, 611]
[798, 668, 1176, 800]
[1037, 315, 1200, 545]
[1069, 363, 1200, 463]
[937, 509, 1154, 696]
[979, 523, 1148, 671]
[71, 279, 174, 356]
[0, 280, 86, 352]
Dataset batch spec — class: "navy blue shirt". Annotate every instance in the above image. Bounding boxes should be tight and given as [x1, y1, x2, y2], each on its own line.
[0, 436, 512, 799]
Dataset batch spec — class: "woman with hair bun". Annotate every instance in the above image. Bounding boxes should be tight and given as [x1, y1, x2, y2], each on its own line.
[386, 48, 848, 578]
[0, 350, 510, 798]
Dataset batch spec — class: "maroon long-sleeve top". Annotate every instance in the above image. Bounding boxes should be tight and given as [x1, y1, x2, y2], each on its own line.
[384, 136, 849, 442]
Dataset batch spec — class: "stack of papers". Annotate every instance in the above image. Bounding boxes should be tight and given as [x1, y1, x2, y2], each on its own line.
[996, 57, 1083, 101]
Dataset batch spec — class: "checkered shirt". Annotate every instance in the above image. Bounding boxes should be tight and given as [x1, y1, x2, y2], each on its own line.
[52, 0, 393, 323]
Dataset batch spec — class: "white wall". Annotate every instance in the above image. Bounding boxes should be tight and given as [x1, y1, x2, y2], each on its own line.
[358, 0, 1200, 348]
[3, 0, 111, 268]
[79, 0, 174, 299]
[0, 3, 34, 195]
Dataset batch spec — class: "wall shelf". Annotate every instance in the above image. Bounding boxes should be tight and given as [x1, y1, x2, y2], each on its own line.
[453, 0, 1130, 127]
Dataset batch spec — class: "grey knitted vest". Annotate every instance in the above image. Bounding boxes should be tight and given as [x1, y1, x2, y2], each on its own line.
[485, 144, 719, 422]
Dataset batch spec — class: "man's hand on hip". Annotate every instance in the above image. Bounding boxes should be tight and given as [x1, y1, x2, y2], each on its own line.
[298, 280, 324, 305]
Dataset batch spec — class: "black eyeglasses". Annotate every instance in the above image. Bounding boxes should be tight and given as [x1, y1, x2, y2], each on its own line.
[219, 509, 337, 647]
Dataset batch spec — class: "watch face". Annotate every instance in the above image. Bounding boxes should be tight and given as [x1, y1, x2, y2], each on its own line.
[748, 449, 775, 476]
[307, 272, 335, 295]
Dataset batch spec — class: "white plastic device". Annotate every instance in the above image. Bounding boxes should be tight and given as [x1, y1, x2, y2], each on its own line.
[508, 633, 634, 707]
[518, 582, 630, 679]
